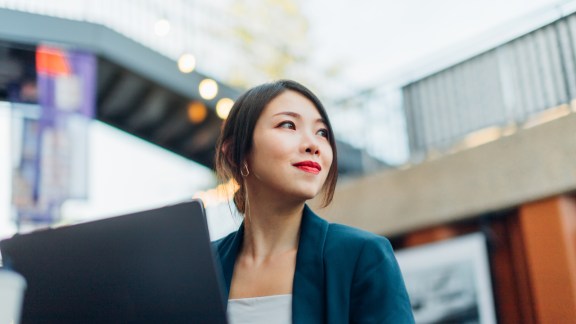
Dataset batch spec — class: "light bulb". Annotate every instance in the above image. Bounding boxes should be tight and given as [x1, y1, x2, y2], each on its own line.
[216, 98, 234, 119]
[199, 79, 218, 100]
[154, 19, 171, 36]
[178, 54, 196, 73]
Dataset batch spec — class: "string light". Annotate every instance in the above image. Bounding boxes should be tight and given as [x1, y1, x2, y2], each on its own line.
[178, 53, 196, 73]
[154, 19, 171, 36]
[199, 79, 218, 100]
[216, 98, 234, 119]
[187, 102, 207, 124]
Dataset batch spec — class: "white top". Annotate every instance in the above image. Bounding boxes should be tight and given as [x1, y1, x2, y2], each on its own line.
[227, 294, 292, 324]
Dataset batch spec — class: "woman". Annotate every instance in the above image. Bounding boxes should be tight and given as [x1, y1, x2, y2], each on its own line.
[213, 80, 414, 323]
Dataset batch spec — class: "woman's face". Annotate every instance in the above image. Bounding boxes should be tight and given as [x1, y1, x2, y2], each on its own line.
[246, 90, 333, 202]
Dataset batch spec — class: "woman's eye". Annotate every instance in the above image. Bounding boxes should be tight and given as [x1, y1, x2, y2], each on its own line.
[278, 121, 295, 129]
[317, 129, 329, 138]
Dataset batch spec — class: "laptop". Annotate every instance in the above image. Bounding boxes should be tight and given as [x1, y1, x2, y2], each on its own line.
[0, 200, 228, 324]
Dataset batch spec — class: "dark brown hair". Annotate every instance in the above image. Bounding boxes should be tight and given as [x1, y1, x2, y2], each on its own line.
[215, 80, 338, 213]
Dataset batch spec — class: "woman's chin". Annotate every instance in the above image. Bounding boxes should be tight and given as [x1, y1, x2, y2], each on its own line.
[291, 189, 322, 203]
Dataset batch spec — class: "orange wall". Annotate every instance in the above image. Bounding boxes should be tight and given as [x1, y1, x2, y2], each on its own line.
[519, 196, 576, 323]
[397, 195, 576, 323]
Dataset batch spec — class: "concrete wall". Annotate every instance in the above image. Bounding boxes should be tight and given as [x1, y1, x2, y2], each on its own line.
[314, 112, 576, 236]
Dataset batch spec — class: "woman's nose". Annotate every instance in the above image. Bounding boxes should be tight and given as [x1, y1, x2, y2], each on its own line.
[303, 135, 320, 155]
[305, 146, 319, 155]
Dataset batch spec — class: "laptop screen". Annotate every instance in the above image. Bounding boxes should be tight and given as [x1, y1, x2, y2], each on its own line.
[0, 200, 228, 324]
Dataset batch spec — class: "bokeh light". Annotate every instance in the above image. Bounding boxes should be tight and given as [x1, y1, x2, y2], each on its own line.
[178, 53, 196, 73]
[199, 79, 218, 100]
[216, 98, 234, 119]
[187, 101, 207, 124]
[154, 19, 171, 36]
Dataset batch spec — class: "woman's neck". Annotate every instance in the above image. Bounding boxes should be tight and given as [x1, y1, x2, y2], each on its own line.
[241, 200, 304, 261]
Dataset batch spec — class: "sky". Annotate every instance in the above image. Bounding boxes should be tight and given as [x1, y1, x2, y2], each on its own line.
[303, 0, 564, 96]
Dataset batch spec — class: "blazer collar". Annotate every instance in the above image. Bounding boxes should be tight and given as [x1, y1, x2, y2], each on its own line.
[292, 204, 329, 322]
[218, 205, 329, 321]
[219, 223, 244, 298]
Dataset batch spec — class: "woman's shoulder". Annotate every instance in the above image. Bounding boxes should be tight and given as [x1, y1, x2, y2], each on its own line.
[327, 223, 391, 245]
[325, 223, 394, 258]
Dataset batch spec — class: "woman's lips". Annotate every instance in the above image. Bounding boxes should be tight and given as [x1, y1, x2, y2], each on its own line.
[293, 161, 321, 174]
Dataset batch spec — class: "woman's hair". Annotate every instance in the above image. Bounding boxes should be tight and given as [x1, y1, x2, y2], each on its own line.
[214, 79, 338, 213]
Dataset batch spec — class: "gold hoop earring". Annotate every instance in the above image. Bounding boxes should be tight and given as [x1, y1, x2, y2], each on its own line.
[240, 162, 250, 177]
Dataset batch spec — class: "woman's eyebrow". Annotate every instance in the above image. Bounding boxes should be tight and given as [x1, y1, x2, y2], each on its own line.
[273, 111, 300, 118]
[273, 111, 326, 124]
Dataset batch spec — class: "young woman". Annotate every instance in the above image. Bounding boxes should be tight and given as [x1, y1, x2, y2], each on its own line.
[213, 80, 414, 323]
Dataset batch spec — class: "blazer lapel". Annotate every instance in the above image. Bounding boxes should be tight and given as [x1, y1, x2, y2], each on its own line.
[218, 224, 244, 299]
[218, 205, 329, 322]
[292, 205, 329, 323]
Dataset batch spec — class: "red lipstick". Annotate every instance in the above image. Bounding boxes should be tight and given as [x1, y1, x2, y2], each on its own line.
[293, 161, 321, 174]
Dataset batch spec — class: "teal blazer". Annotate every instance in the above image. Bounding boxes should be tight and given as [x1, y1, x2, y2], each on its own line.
[213, 205, 415, 323]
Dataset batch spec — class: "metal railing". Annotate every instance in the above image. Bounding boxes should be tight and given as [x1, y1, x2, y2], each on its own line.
[403, 12, 576, 159]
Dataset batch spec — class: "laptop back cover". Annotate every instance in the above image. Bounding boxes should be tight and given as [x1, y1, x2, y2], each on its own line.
[0, 200, 227, 324]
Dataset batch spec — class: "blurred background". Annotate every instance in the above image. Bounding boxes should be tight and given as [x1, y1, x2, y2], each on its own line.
[1, 0, 576, 322]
